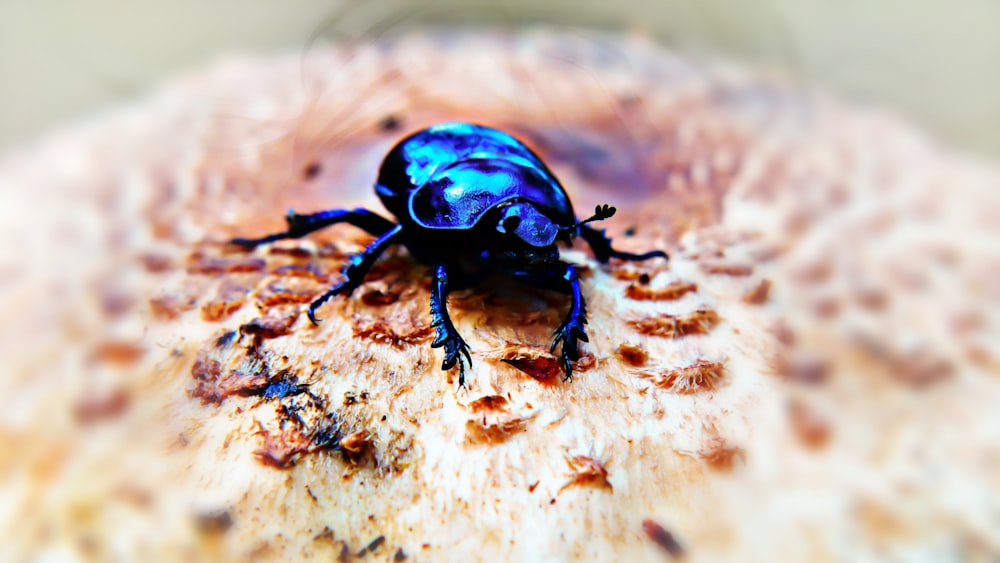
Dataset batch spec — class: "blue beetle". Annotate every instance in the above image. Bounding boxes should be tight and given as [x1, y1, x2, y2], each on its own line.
[232, 122, 667, 385]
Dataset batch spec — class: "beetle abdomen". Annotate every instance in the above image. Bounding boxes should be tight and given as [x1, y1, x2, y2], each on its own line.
[375, 123, 574, 226]
[409, 158, 573, 230]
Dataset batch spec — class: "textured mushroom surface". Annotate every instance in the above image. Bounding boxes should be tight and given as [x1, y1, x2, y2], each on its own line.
[1, 30, 999, 562]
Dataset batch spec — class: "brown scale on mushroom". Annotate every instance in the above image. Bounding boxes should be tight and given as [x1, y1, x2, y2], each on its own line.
[624, 281, 698, 301]
[559, 454, 613, 493]
[615, 343, 648, 367]
[498, 344, 597, 382]
[463, 395, 534, 445]
[201, 276, 257, 321]
[742, 278, 772, 305]
[628, 309, 721, 338]
[641, 359, 726, 394]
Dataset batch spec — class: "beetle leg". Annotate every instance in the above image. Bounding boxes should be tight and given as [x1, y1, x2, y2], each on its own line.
[579, 225, 669, 263]
[231, 208, 396, 247]
[430, 264, 473, 387]
[307, 225, 404, 324]
[511, 263, 589, 381]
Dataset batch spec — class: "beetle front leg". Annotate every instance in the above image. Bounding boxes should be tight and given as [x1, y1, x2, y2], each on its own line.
[550, 264, 588, 381]
[231, 208, 396, 247]
[511, 263, 589, 381]
[308, 225, 404, 323]
[579, 225, 669, 264]
[430, 264, 473, 386]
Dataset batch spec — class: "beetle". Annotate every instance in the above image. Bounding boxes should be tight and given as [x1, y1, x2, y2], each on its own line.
[232, 122, 668, 386]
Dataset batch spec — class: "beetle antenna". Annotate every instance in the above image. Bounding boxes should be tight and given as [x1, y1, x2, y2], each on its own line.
[569, 204, 617, 231]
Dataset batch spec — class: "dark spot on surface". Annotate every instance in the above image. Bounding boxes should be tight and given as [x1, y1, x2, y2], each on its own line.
[742, 278, 771, 305]
[271, 262, 328, 281]
[891, 350, 954, 388]
[697, 436, 745, 470]
[303, 161, 322, 180]
[611, 270, 645, 282]
[700, 261, 753, 276]
[528, 481, 540, 492]
[360, 287, 401, 306]
[339, 430, 369, 463]
[352, 308, 434, 346]
[616, 343, 648, 367]
[811, 296, 841, 319]
[191, 339, 307, 404]
[788, 399, 831, 449]
[99, 288, 133, 318]
[267, 245, 316, 259]
[550, 498, 556, 505]
[394, 547, 407, 561]
[149, 291, 199, 319]
[342, 391, 369, 406]
[256, 278, 324, 307]
[74, 388, 130, 425]
[855, 285, 888, 310]
[258, 379, 310, 400]
[240, 307, 300, 339]
[791, 260, 832, 284]
[468, 395, 509, 412]
[638, 272, 650, 284]
[195, 509, 233, 535]
[624, 227, 636, 237]
[500, 347, 595, 382]
[215, 330, 237, 348]
[89, 340, 146, 365]
[202, 277, 254, 321]
[187, 255, 266, 275]
[642, 519, 684, 558]
[140, 252, 174, 273]
[357, 535, 385, 557]
[255, 396, 341, 468]
[775, 355, 829, 385]
[379, 114, 401, 131]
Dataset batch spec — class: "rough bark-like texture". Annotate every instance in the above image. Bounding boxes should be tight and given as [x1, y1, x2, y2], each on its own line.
[1, 30, 998, 562]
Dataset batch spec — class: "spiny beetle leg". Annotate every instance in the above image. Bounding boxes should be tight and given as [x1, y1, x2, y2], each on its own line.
[307, 225, 404, 324]
[230, 208, 396, 248]
[430, 264, 473, 386]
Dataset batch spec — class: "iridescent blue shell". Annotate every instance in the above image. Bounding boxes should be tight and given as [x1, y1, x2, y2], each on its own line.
[375, 123, 575, 239]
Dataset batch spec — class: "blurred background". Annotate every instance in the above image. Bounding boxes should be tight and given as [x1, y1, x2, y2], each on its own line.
[1, 0, 999, 159]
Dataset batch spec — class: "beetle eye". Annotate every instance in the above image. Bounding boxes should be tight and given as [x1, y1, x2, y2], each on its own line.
[500, 215, 521, 233]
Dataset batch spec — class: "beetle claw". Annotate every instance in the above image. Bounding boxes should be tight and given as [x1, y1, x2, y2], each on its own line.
[307, 308, 322, 326]
[436, 334, 472, 387]
[551, 319, 588, 381]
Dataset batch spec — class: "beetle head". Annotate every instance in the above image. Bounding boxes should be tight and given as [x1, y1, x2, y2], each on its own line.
[492, 203, 617, 267]
[492, 202, 561, 266]
[495, 202, 560, 247]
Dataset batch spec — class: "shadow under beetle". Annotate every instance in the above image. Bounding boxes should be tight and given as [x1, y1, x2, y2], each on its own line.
[232, 122, 668, 386]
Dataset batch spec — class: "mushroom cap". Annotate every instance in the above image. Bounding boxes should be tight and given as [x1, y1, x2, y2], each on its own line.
[1, 30, 999, 562]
